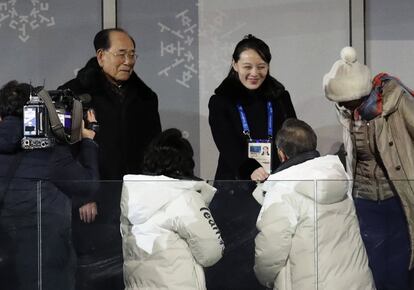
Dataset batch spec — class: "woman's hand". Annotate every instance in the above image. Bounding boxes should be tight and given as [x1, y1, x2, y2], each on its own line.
[250, 167, 269, 182]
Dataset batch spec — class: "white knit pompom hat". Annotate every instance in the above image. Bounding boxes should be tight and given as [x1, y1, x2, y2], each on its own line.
[323, 46, 372, 102]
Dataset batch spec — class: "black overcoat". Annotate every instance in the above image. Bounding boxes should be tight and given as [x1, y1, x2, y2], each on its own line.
[59, 58, 162, 258]
[206, 75, 296, 290]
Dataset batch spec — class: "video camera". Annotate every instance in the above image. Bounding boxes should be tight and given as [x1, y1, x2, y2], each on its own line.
[21, 87, 99, 150]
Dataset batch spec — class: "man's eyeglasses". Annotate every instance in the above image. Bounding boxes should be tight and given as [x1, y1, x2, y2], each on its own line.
[105, 50, 138, 61]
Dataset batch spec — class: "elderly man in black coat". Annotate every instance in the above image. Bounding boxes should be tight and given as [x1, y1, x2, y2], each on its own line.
[59, 28, 162, 290]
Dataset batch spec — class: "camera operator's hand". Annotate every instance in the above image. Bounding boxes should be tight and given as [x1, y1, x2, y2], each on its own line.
[81, 109, 97, 140]
[79, 202, 98, 223]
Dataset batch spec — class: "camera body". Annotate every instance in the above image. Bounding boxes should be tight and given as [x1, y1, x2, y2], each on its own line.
[22, 90, 54, 149]
[21, 88, 94, 150]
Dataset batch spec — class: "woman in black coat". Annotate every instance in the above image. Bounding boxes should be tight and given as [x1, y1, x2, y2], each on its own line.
[206, 35, 296, 290]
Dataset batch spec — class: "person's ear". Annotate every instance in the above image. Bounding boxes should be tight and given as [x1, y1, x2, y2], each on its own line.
[232, 60, 239, 73]
[277, 148, 288, 162]
[96, 49, 105, 68]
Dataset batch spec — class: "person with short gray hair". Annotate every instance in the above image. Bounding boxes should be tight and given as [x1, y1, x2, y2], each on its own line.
[253, 119, 375, 290]
[274, 118, 317, 164]
[59, 28, 162, 290]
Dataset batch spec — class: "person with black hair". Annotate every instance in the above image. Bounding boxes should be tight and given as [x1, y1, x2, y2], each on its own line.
[59, 28, 162, 290]
[120, 128, 224, 290]
[207, 34, 296, 289]
[253, 119, 375, 290]
[0, 80, 99, 290]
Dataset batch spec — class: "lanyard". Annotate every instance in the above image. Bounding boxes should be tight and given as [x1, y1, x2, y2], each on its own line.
[237, 101, 273, 140]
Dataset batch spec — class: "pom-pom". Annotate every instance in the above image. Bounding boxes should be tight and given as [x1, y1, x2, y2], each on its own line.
[340, 46, 357, 63]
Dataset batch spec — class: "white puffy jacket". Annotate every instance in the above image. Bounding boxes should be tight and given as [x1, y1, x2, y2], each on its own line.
[120, 175, 224, 290]
[254, 155, 375, 290]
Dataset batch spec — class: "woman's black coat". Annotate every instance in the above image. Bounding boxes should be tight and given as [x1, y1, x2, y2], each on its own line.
[206, 75, 296, 290]
[209, 75, 296, 180]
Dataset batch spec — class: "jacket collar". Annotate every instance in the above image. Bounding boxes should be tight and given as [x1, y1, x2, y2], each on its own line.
[274, 150, 320, 173]
[77, 57, 143, 93]
[381, 79, 404, 117]
[356, 78, 406, 120]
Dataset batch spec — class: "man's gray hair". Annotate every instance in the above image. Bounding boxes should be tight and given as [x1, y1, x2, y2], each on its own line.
[275, 118, 317, 158]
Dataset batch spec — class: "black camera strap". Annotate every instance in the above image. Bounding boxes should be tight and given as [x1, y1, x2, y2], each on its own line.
[37, 89, 67, 142]
[37, 89, 83, 144]
[70, 98, 83, 143]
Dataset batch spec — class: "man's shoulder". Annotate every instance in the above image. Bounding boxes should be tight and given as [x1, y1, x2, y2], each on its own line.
[127, 73, 157, 99]
[58, 57, 100, 92]
[58, 77, 83, 92]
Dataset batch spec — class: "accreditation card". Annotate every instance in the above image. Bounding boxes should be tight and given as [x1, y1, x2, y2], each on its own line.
[248, 140, 272, 174]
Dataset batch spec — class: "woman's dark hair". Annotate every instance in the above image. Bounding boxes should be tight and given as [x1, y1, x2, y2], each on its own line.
[142, 128, 195, 178]
[93, 28, 136, 52]
[0, 80, 31, 119]
[228, 34, 272, 78]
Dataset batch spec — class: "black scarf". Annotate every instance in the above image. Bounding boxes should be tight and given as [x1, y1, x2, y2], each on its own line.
[273, 150, 320, 173]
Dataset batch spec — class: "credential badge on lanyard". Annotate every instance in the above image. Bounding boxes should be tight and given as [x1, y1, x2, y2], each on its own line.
[237, 101, 273, 173]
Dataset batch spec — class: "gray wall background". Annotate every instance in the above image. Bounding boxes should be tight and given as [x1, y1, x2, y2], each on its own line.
[118, 0, 200, 175]
[366, 0, 414, 88]
[0, 1, 412, 179]
[199, 0, 349, 178]
[0, 0, 101, 88]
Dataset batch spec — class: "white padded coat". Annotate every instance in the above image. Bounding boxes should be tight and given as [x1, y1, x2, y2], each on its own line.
[254, 155, 375, 290]
[120, 175, 224, 290]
